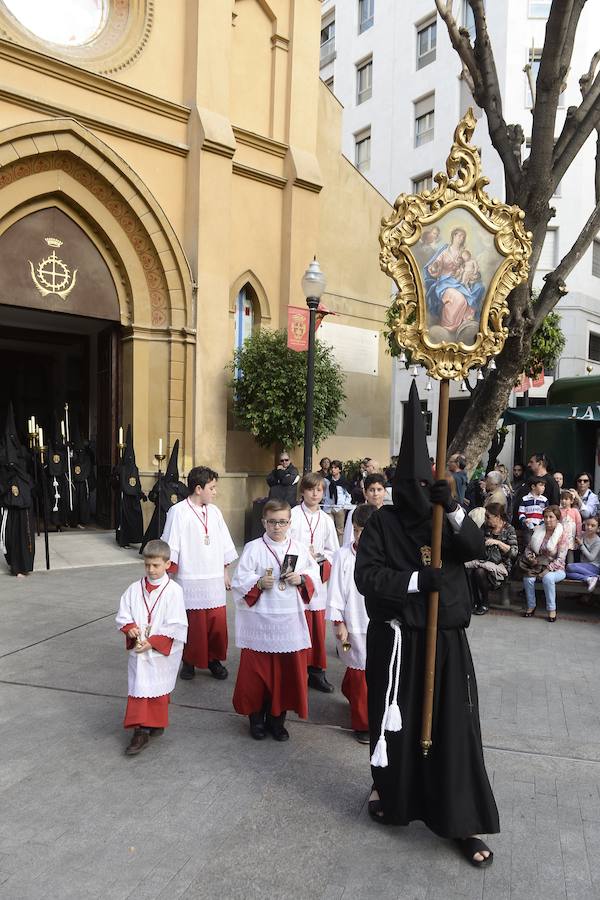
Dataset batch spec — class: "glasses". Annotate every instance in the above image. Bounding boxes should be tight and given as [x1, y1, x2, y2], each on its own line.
[266, 519, 290, 527]
[577, 478, 590, 483]
[279, 458, 289, 463]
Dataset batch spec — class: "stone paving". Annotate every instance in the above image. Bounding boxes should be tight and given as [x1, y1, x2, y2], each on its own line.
[1, 556, 600, 899]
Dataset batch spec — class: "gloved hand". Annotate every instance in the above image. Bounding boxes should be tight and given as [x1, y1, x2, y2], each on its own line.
[430, 479, 457, 512]
[418, 567, 443, 595]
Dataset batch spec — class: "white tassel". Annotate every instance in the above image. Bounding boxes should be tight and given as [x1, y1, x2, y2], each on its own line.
[384, 702, 402, 732]
[370, 735, 389, 768]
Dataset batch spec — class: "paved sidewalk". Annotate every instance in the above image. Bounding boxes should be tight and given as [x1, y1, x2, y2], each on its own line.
[1, 563, 600, 899]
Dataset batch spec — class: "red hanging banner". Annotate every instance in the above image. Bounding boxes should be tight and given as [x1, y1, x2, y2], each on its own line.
[287, 306, 309, 351]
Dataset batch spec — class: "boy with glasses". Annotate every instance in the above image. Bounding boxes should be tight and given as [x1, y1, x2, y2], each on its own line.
[231, 500, 321, 741]
[575, 472, 599, 520]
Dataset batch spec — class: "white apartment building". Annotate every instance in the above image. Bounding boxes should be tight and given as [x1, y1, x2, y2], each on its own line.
[320, 0, 600, 466]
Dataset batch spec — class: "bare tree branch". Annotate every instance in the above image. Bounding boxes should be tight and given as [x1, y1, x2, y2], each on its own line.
[533, 198, 600, 326]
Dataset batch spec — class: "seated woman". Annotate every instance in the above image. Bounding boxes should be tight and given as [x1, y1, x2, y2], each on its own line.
[566, 515, 600, 592]
[465, 503, 518, 615]
[559, 489, 582, 564]
[521, 505, 568, 623]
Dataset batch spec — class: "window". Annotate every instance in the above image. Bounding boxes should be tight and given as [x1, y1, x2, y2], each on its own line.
[593, 240, 600, 278]
[529, 0, 551, 17]
[538, 227, 558, 271]
[415, 93, 435, 147]
[4, 0, 107, 46]
[234, 284, 255, 374]
[358, 0, 374, 33]
[463, 0, 475, 37]
[589, 333, 600, 362]
[355, 128, 371, 173]
[416, 17, 436, 69]
[356, 58, 373, 104]
[412, 172, 433, 193]
[526, 49, 542, 107]
[320, 15, 335, 65]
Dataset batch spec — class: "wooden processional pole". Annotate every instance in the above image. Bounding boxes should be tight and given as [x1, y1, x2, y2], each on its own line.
[420, 378, 450, 757]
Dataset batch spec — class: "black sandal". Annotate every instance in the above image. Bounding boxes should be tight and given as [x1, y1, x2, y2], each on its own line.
[368, 787, 388, 824]
[522, 607, 536, 617]
[456, 837, 494, 868]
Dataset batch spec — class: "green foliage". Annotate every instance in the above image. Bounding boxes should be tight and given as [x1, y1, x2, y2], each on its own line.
[227, 329, 346, 450]
[525, 310, 565, 379]
[383, 298, 413, 360]
[342, 458, 363, 484]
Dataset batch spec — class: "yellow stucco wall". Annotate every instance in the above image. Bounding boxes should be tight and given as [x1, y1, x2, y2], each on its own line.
[0, 0, 392, 543]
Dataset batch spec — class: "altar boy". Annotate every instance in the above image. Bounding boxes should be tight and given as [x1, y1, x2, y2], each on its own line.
[290, 472, 339, 693]
[162, 466, 237, 681]
[232, 499, 321, 741]
[116, 539, 188, 755]
[327, 503, 374, 744]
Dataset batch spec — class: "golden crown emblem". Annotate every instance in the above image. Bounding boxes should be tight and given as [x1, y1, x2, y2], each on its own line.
[29, 236, 77, 301]
[45, 237, 63, 248]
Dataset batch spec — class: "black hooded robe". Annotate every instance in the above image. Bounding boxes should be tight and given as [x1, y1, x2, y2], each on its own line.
[114, 426, 144, 547]
[140, 440, 188, 552]
[355, 506, 499, 838]
[1, 406, 35, 576]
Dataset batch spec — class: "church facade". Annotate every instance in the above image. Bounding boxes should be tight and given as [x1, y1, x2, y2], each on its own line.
[0, 0, 392, 541]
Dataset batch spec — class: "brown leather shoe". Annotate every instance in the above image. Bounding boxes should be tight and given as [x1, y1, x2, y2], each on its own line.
[125, 728, 150, 755]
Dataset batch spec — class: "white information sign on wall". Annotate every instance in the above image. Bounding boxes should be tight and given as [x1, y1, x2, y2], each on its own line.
[317, 321, 379, 376]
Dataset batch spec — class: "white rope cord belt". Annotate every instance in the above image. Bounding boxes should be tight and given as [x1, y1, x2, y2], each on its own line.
[371, 618, 403, 768]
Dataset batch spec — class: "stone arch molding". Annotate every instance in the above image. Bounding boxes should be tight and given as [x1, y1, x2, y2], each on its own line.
[0, 118, 193, 330]
[229, 269, 271, 326]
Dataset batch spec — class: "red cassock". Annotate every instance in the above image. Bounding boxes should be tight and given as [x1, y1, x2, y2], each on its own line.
[341, 667, 369, 732]
[304, 608, 327, 669]
[120, 628, 174, 729]
[183, 607, 228, 668]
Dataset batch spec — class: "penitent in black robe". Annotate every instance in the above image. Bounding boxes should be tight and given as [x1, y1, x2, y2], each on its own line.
[354, 504, 499, 839]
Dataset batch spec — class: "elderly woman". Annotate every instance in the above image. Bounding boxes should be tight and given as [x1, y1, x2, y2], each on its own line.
[465, 503, 518, 615]
[484, 470, 512, 518]
[521, 504, 568, 622]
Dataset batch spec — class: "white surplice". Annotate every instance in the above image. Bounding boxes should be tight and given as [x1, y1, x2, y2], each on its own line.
[161, 498, 238, 610]
[232, 535, 321, 653]
[115, 574, 188, 698]
[326, 544, 368, 670]
[290, 502, 339, 612]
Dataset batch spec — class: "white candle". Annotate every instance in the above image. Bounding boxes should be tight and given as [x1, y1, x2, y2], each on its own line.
[118, 426, 124, 445]
[61, 420, 65, 438]
[158, 438, 163, 456]
[28, 417, 32, 433]
[31, 415, 36, 433]
[38, 427, 44, 447]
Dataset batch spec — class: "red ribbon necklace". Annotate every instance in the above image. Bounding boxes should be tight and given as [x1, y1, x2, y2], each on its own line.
[301, 502, 321, 548]
[261, 536, 291, 575]
[140, 576, 170, 625]
[187, 498, 210, 544]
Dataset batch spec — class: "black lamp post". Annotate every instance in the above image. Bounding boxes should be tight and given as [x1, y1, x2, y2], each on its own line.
[301, 258, 326, 474]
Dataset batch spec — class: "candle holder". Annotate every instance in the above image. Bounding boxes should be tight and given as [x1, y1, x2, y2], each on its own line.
[153, 453, 167, 540]
[117, 440, 125, 459]
[33, 438, 51, 570]
[153, 452, 166, 474]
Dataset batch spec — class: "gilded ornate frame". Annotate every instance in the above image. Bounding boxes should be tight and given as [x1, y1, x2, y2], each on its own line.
[380, 109, 532, 380]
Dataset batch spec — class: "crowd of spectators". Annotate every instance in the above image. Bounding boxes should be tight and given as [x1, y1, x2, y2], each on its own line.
[266, 448, 600, 621]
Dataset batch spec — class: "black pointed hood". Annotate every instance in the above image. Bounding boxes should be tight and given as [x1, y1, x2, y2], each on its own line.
[120, 425, 142, 495]
[392, 381, 433, 526]
[165, 440, 180, 482]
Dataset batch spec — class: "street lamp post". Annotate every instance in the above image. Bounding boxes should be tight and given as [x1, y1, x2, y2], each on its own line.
[301, 258, 326, 474]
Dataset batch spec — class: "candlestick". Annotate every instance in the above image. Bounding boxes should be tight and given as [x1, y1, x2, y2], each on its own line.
[32, 415, 36, 433]
[38, 427, 43, 448]
[158, 438, 163, 456]
[118, 425, 124, 445]
[61, 420, 65, 439]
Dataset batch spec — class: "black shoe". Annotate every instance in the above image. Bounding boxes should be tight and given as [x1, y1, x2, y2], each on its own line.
[149, 727, 164, 737]
[249, 712, 267, 740]
[208, 660, 228, 680]
[354, 730, 370, 744]
[308, 669, 334, 693]
[473, 605, 488, 616]
[266, 712, 289, 741]
[179, 662, 195, 680]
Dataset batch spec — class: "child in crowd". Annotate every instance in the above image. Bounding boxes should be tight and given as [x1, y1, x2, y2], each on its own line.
[115, 539, 188, 756]
[518, 477, 548, 533]
[290, 472, 339, 693]
[322, 459, 352, 542]
[231, 500, 321, 741]
[560, 489, 582, 562]
[343, 472, 387, 546]
[566, 516, 600, 591]
[161, 466, 237, 682]
[327, 503, 374, 744]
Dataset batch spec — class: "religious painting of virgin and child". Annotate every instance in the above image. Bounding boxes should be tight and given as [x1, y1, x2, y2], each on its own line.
[411, 209, 503, 346]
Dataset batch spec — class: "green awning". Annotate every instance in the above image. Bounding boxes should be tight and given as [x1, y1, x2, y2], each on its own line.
[503, 404, 600, 424]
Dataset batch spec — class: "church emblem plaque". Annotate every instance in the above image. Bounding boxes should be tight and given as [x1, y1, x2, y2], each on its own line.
[11, 484, 19, 496]
[128, 477, 137, 487]
[380, 108, 531, 381]
[170, 494, 178, 505]
[52, 453, 61, 464]
[28, 237, 78, 301]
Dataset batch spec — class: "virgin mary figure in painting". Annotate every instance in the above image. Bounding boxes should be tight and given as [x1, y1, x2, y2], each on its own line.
[424, 227, 485, 344]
